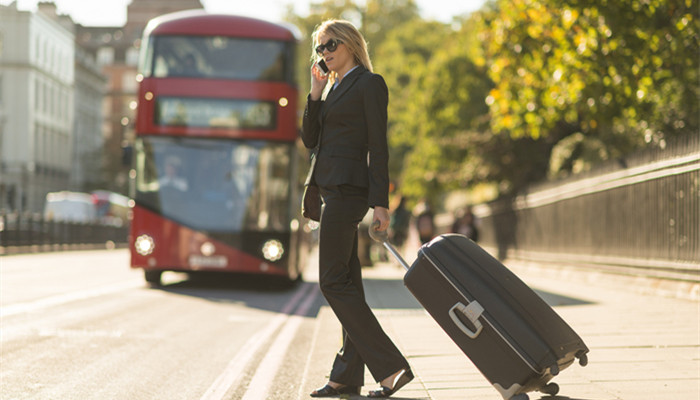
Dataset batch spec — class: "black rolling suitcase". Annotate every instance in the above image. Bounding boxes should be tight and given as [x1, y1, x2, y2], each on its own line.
[369, 228, 589, 400]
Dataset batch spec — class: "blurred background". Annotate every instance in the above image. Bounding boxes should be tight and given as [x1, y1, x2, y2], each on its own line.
[0, 0, 698, 274]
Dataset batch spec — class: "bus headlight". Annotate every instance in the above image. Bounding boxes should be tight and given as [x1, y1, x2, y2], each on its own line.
[200, 241, 215, 256]
[135, 234, 155, 256]
[262, 239, 284, 262]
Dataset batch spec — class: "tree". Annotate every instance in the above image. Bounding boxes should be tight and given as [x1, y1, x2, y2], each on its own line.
[392, 21, 495, 201]
[482, 0, 699, 178]
[373, 20, 450, 180]
[362, 0, 421, 53]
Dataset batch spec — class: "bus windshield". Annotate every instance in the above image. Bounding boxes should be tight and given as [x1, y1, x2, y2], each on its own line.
[141, 35, 291, 82]
[134, 136, 292, 232]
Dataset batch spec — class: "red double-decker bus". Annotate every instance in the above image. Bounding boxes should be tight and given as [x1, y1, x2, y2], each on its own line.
[129, 10, 308, 285]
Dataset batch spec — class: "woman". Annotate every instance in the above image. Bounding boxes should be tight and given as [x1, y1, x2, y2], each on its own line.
[302, 20, 413, 398]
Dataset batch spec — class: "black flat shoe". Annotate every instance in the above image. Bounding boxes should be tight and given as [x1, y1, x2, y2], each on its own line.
[310, 383, 360, 397]
[367, 369, 414, 398]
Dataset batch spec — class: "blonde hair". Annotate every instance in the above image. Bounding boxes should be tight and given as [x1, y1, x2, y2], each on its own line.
[311, 19, 373, 85]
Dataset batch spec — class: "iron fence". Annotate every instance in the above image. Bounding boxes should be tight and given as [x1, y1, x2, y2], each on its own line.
[0, 212, 128, 253]
[474, 134, 699, 274]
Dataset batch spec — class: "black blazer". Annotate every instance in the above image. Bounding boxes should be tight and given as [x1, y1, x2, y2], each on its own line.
[301, 66, 390, 209]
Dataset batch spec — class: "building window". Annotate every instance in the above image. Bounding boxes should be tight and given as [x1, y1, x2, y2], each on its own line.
[49, 85, 54, 117]
[122, 71, 138, 93]
[35, 79, 40, 112]
[57, 51, 64, 77]
[35, 35, 41, 62]
[34, 124, 40, 161]
[42, 80, 47, 113]
[43, 40, 48, 67]
[97, 47, 114, 66]
[126, 47, 139, 66]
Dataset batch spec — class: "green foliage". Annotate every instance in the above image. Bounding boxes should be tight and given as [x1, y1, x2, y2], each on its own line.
[362, 0, 421, 53]
[548, 132, 609, 179]
[373, 20, 451, 183]
[285, 0, 699, 204]
[483, 0, 699, 176]
[393, 25, 495, 202]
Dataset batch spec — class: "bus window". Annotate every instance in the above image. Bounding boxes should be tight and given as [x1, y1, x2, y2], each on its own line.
[148, 35, 290, 82]
[134, 136, 291, 232]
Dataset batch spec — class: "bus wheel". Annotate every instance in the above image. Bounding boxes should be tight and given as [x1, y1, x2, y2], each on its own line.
[144, 270, 162, 286]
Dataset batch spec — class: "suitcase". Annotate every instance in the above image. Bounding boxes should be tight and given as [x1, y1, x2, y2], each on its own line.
[369, 227, 589, 400]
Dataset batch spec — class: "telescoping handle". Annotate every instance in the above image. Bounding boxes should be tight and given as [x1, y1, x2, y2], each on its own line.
[369, 221, 411, 271]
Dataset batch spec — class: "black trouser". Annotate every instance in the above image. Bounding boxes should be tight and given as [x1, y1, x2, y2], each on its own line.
[318, 184, 409, 386]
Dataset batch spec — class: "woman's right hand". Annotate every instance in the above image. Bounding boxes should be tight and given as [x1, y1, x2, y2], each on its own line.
[309, 62, 329, 101]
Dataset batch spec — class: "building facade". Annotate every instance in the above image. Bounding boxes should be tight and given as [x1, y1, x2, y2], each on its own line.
[0, 0, 203, 213]
[72, 45, 107, 190]
[0, 3, 75, 213]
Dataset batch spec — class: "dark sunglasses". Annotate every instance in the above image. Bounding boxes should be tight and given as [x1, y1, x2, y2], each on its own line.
[315, 38, 342, 55]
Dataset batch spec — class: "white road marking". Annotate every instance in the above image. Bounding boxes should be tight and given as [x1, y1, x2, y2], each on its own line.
[0, 280, 142, 318]
[200, 282, 316, 400]
[241, 284, 318, 400]
[295, 295, 326, 400]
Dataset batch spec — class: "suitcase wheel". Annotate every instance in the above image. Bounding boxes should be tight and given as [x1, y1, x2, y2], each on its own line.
[577, 351, 589, 366]
[549, 363, 560, 376]
[539, 382, 560, 396]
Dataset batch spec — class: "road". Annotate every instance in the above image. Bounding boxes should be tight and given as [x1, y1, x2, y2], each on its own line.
[2, 248, 698, 400]
[1, 249, 324, 400]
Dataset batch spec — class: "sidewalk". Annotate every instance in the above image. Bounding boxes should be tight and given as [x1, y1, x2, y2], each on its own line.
[303, 238, 700, 400]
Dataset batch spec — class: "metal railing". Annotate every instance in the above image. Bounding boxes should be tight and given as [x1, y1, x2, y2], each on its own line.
[474, 134, 699, 277]
[0, 212, 129, 254]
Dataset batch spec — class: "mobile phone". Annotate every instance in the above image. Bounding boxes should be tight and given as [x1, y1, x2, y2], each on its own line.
[317, 59, 329, 75]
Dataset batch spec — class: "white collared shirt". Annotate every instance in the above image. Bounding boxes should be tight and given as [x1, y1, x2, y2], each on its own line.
[333, 65, 359, 90]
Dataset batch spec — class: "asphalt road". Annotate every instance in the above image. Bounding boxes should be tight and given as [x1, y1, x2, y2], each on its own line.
[1, 249, 323, 400]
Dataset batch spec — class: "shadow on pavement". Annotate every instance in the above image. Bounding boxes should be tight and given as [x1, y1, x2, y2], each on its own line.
[150, 274, 322, 316]
[149, 268, 592, 326]
[361, 273, 594, 309]
[161, 271, 300, 292]
[152, 270, 427, 313]
[534, 289, 595, 307]
[363, 277, 423, 310]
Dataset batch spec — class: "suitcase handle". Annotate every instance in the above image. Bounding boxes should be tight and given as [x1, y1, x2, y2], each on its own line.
[368, 220, 389, 242]
[369, 221, 412, 270]
[449, 301, 484, 339]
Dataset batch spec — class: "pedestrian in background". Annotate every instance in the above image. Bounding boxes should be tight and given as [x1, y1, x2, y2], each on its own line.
[301, 19, 413, 399]
[451, 206, 479, 242]
[389, 195, 410, 249]
[414, 199, 435, 244]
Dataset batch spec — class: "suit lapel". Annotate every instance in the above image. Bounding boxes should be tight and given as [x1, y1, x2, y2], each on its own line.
[322, 66, 365, 119]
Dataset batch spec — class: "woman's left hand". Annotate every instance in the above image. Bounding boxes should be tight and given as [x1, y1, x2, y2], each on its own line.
[373, 206, 390, 231]
[309, 63, 329, 101]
